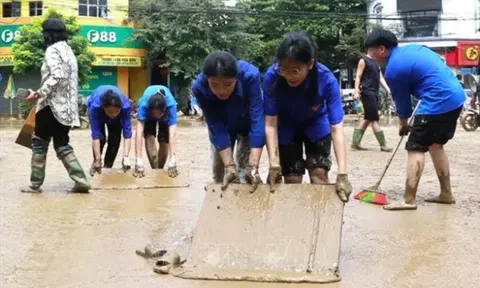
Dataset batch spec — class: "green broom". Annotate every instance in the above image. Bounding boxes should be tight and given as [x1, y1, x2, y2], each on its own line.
[354, 101, 421, 205]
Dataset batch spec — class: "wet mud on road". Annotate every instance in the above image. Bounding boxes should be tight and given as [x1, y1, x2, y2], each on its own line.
[1, 122, 479, 288]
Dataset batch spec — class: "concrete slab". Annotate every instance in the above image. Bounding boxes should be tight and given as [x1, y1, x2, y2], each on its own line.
[90, 169, 190, 190]
[171, 183, 344, 283]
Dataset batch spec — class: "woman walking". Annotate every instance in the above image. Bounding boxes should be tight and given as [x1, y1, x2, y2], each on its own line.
[22, 18, 90, 193]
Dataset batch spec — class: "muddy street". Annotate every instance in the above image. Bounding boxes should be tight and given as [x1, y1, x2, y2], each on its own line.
[1, 121, 479, 288]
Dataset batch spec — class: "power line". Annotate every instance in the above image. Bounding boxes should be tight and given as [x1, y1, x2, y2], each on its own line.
[1, 3, 479, 24]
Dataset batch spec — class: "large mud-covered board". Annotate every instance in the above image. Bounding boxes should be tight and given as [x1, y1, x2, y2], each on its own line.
[90, 169, 189, 190]
[15, 107, 36, 149]
[171, 184, 344, 283]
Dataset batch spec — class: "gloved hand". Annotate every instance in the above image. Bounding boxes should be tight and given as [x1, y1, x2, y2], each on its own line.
[245, 165, 262, 193]
[122, 157, 131, 173]
[221, 164, 239, 191]
[167, 157, 179, 178]
[267, 166, 283, 192]
[90, 159, 102, 177]
[335, 174, 352, 203]
[399, 119, 410, 136]
[133, 159, 145, 178]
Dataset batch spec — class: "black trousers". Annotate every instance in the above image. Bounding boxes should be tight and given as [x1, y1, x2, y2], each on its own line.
[96, 123, 122, 168]
[35, 106, 71, 150]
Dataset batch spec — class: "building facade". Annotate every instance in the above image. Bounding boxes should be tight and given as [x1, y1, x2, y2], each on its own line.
[0, 0, 148, 116]
[367, 0, 480, 74]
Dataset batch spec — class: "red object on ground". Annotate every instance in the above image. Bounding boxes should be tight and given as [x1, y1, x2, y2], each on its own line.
[354, 189, 388, 205]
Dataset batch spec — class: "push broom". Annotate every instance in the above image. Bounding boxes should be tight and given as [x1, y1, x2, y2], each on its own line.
[354, 101, 421, 205]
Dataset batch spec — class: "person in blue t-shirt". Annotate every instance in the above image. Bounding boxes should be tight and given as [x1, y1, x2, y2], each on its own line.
[365, 28, 465, 211]
[134, 85, 179, 178]
[263, 32, 352, 202]
[87, 85, 132, 176]
[192, 51, 265, 192]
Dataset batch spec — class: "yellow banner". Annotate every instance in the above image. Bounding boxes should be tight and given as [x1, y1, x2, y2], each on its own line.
[0, 55, 14, 66]
[93, 55, 142, 67]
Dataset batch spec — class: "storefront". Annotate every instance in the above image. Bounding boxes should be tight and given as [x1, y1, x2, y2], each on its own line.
[0, 21, 148, 102]
[436, 41, 479, 71]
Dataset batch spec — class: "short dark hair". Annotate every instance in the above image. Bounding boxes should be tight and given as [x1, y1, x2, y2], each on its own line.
[41, 18, 68, 46]
[273, 32, 318, 105]
[147, 89, 167, 111]
[101, 90, 122, 108]
[364, 28, 398, 49]
[202, 51, 238, 78]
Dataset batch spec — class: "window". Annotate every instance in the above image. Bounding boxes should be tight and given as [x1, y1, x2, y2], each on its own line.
[402, 10, 440, 38]
[78, 0, 107, 18]
[2, 2, 22, 18]
[373, 3, 383, 25]
[29, 1, 43, 16]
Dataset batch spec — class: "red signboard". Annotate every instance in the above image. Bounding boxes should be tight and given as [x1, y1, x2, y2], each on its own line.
[457, 41, 480, 66]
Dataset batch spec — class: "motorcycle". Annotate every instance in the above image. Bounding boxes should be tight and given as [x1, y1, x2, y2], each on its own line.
[460, 74, 480, 132]
[341, 91, 357, 115]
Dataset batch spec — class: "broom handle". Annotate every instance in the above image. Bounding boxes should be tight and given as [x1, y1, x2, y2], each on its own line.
[373, 100, 421, 189]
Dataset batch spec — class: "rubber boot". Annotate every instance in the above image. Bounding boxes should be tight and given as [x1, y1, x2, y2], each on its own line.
[374, 131, 393, 152]
[21, 136, 49, 193]
[56, 145, 91, 193]
[351, 128, 367, 150]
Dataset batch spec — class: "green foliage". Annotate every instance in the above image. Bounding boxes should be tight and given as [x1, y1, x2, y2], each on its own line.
[238, 0, 368, 71]
[335, 27, 368, 69]
[12, 9, 95, 85]
[130, 0, 258, 109]
[130, 0, 369, 107]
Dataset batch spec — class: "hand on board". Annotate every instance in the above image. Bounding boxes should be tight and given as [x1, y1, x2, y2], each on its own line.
[267, 166, 283, 193]
[245, 165, 262, 193]
[221, 164, 239, 191]
[133, 159, 145, 178]
[89, 159, 102, 177]
[335, 174, 352, 203]
[122, 157, 131, 173]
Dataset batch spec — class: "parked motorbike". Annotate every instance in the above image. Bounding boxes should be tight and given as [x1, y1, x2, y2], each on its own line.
[341, 92, 357, 115]
[460, 74, 480, 132]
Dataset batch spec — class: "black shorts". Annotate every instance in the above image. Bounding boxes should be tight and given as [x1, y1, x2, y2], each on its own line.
[279, 133, 332, 176]
[406, 106, 462, 152]
[144, 120, 169, 143]
[361, 92, 380, 121]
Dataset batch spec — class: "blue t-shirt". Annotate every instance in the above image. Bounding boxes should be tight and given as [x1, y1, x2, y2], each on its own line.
[192, 60, 265, 151]
[263, 62, 344, 145]
[87, 85, 132, 140]
[385, 44, 465, 119]
[136, 85, 178, 126]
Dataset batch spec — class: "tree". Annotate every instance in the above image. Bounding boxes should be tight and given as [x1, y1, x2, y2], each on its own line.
[130, 0, 257, 110]
[238, 0, 367, 72]
[12, 8, 95, 86]
[335, 26, 368, 70]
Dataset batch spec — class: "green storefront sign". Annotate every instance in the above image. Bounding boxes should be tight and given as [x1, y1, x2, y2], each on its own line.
[0, 25, 21, 47]
[78, 67, 117, 97]
[80, 25, 143, 48]
[0, 24, 144, 48]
